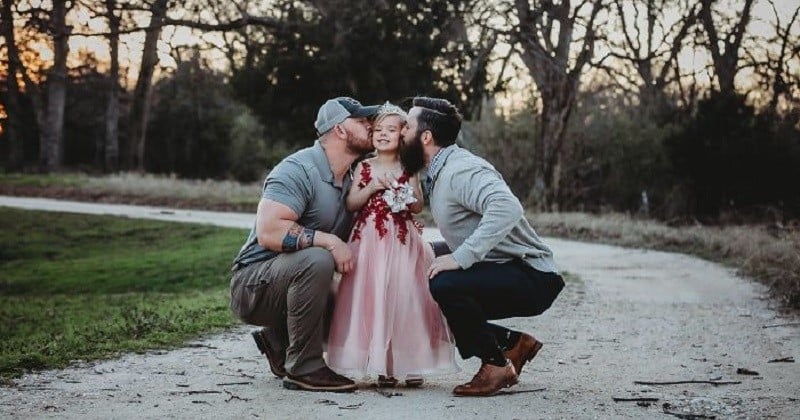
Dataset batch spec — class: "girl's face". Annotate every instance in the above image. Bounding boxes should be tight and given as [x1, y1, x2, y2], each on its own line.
[371, 115, 404, 153]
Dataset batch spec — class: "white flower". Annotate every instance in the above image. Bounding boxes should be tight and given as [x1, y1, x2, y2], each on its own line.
[382, 182, 417, 213]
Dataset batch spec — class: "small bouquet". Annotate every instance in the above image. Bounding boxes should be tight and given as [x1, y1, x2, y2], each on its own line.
[382, 181, 417, 213]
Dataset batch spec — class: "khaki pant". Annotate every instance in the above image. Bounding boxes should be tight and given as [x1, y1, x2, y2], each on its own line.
[230, 248, 335, 376]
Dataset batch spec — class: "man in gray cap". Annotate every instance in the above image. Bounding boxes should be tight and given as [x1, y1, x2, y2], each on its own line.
[230, 97, 378, 392]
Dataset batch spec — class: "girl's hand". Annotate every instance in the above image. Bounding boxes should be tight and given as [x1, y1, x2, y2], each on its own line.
[370, 173, 395, 193]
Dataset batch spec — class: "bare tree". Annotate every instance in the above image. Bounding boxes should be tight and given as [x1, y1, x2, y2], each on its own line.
[603, 0, 699, 115]
[124, 0, 291, 171]
[698, 0, 755, 95]
[753, 0, 800, 116]
[512, 0, 606, 209]
[127, 0, 167, 170]
[102, 0, 121, 171]
[38, 0, 71, 171]
[0, 0, 24, 169]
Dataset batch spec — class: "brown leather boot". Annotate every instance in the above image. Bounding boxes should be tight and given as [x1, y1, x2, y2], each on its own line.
[453, 361, 518, 396]
[503, 333, 543, 376]
[283, 366, 357, 392]
[252, 328, 287, 378]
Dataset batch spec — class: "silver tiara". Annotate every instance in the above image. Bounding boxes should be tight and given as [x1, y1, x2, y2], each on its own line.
[376, 101, 407, 118]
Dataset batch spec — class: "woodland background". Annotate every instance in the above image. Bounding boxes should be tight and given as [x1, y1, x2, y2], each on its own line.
[1, 0, 799, 222]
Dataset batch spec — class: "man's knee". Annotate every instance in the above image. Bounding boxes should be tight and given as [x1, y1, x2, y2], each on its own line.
[429, 272, 459, 301]
[295, 247, 335, 288]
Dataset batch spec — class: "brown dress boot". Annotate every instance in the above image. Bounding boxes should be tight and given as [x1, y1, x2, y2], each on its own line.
[283, 366, 357, 392]
[453, 361, 518, 396]
[503, 333, 543, 376]
[252, 328, 287, 378]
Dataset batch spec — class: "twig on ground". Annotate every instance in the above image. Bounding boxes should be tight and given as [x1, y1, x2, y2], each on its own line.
[767, 357, 794, 363]
[635, 380, 741, 386]
[182, 390, 222, 395]
[662, 403, 716, 419]
[339, 402, 364, 410]
[500, 387, 546, 395]
[223, 389, 252, 402]
[762, 322, 800, 328]
[736, 368, 759, 375]
[216, 382, 253, 386]
[315, 399, 337, 405]
[186, 343, 219, 349]
[613, 397, 659, 402]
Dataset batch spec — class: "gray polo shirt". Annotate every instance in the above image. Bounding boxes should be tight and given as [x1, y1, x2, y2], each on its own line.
[428, 145, 558, 273]
[233, 140, 354, 266]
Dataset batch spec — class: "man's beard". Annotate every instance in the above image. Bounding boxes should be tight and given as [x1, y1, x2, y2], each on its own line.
[345, 129, 374, 155]
[400, 129, 425, 174]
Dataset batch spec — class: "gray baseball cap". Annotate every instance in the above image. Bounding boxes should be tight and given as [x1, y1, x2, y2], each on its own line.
[314, 97, 380, 135]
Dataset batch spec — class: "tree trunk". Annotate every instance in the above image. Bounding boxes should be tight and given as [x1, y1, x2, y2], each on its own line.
[530, 71, 577, 210]
[128, 0, 168, 170]
[514, 0, 602, 211]
[104, 0, 120, 171]
[40, 0, 69, 172]
[0, 0, 24, 169]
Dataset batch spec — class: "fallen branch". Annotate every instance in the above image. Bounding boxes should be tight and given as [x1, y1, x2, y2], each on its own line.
[635, 380, 740, 386]
[184, 390, 222, 395]
[216, 382, 253, 386]
[762, 322, 800, 328]
[500, 387, 546, 395]
[339, 402, 364, 410]
[613, 397, 659, 402]
[186, 343, 219, 349]
[223, 389, 252, 402]
[662, 403, 716, 419]
[735, 368, 759, 376]
[767, 357, 794, 363]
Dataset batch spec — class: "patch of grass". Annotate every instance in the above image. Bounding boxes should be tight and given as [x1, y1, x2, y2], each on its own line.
[0, 208, 245, 378]
[0, 172, 262, 212]
[0, 173, 88, 188]
[531, 212, 800, 310]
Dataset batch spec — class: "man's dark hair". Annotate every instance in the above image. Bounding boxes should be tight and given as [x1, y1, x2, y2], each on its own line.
[412, 97, 462, 147]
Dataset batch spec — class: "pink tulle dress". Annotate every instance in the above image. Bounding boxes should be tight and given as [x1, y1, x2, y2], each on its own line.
[327, 162, 458, 380]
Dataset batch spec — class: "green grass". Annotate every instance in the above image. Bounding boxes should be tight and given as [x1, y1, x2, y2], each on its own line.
[0, 173, 88, 188]
[0, 208, 245, 378]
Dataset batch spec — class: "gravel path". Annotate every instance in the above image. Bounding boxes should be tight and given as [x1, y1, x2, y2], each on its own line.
[1, 196, 798, 419]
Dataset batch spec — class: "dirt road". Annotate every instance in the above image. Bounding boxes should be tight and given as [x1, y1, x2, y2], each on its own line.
[1, 196, 798, 419]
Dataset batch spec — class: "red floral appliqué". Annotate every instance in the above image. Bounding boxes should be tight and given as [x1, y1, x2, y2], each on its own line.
[350, 161, 423, 245]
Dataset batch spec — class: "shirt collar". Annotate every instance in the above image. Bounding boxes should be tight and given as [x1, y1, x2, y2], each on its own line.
[426, 144, 458, 184]
[313, 140, 352, 188]
[312, 140, 335, 184]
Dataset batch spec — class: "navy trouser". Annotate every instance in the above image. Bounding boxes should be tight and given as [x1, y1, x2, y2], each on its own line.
[429, 258, 564, 361]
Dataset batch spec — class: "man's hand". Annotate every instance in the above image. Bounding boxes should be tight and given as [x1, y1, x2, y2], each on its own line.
[427, 255, 461, 279]
[328, 238, 354, 274]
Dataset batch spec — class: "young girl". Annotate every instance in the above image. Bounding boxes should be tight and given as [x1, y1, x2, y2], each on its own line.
[326, 102, 458, 387]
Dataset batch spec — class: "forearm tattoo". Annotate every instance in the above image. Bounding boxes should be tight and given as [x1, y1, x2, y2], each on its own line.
[282, 223, 316, 252]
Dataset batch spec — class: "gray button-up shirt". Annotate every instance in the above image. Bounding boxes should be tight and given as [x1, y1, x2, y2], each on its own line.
[428, 145, 558, 273]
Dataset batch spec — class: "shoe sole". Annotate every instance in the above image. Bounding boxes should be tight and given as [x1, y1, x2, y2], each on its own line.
[452, 375, 519, 397]
[405, 379, 424, 388]
[251, 330, 286, 379]
[282, 378, 357, 393]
